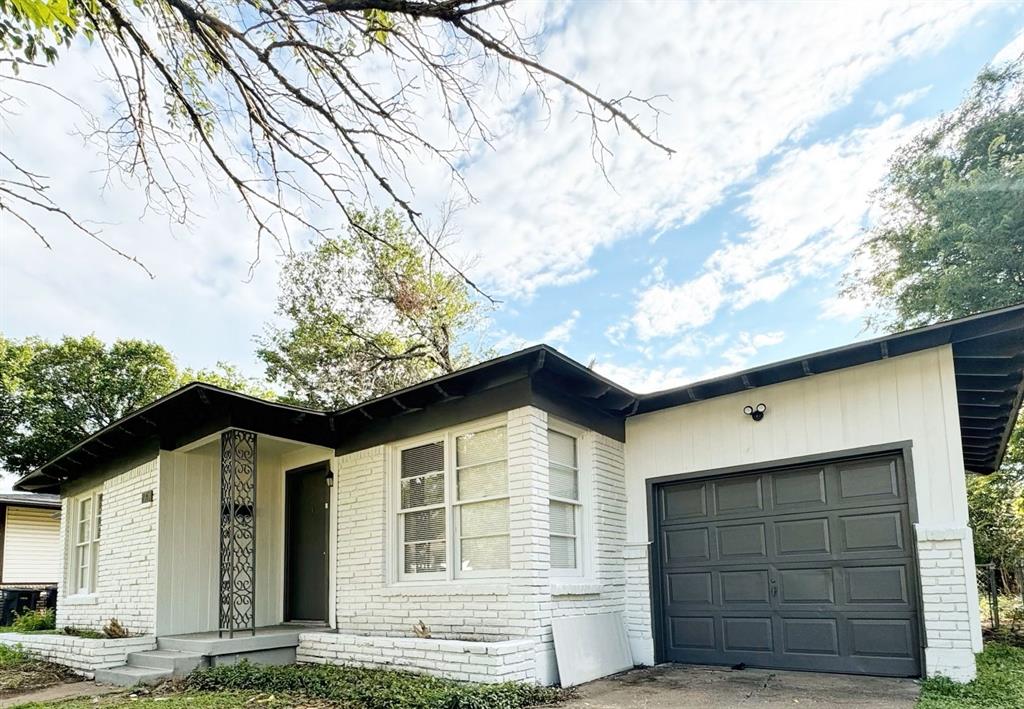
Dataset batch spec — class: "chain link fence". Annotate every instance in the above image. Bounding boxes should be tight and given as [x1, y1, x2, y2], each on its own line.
[977, 562, 1024, 631]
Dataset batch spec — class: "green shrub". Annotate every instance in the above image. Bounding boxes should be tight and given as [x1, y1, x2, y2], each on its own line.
[0, 643, 31, 668]
[186, 661, 569, 709]
[11, 608, 55, 632]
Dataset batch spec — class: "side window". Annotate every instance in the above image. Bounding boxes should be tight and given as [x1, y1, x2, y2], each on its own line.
[398, 442, 446, 578]
[548, 429, 582, 573]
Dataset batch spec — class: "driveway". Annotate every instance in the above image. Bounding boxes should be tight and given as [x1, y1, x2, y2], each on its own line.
[562, 664, 921, 708]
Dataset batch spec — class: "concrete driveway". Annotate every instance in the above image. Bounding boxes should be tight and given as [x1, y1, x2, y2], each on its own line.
[562, 664, 921, 708]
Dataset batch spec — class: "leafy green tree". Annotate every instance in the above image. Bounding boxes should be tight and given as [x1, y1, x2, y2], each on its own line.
[848, 55, 1024, 567]
[0, 334, 274, 476]
[257, 210, 486, 409]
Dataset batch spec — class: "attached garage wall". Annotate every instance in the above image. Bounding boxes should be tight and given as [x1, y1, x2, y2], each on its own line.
[624, 346, 982, 681]
[2, 506, 60, 584]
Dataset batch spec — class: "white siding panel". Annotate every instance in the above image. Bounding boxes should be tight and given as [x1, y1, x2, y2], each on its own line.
[2, 506, 61, 584]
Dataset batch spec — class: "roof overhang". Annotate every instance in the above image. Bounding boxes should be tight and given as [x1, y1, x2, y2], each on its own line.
[637, 303, 1024, 473]
[14, 304, 1024, 493]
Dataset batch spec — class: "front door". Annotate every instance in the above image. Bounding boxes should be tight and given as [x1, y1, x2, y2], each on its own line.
[285, 463, 329, 622]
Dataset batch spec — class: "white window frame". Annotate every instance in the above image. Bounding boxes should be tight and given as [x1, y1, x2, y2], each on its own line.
[548, 419, 590, 578]
[70, 489, 103, 596]
[390, 415, 510, 584]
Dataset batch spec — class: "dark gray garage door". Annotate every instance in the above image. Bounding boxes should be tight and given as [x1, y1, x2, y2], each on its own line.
[653, 454, 921, 677]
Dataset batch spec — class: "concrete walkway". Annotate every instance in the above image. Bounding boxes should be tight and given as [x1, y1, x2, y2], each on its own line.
[0, 680, 120, 708]
[563, 664, 921, 708]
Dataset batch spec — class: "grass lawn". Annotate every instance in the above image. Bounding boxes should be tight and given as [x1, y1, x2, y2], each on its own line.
[17, 662, 570, 709]
[918, 642, 1024, 708]
[0, 643, 78, 697]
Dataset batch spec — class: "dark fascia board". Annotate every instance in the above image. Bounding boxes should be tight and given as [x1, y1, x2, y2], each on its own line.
[0, 493, 61, 509]
[637, 303, 1024, 413]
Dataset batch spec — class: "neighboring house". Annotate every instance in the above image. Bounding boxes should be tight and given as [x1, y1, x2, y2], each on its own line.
[14, 305, 1024, 685]
[0, 493, 61, 588]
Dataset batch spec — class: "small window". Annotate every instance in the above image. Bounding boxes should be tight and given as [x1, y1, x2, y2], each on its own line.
[399, 442, 446, 577]
[548, 429, 581, 572]
[72, 491, 102, 594]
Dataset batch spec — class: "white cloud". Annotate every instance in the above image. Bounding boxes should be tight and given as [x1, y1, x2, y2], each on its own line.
[819, 294, 870, 322]
[439, 1, 989, 296]
[629, 114, 924, 340]
[872, 85, 932, 116]
[993, 29, 1024, 65]
[701, 330, 787, 379]
[542, 310, 580, 344]
[592, 361, 689, 394]
[632, 273, 724, 340]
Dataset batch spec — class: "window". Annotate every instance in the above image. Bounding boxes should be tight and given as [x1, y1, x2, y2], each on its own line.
[395, 424, 510, 581]
[455, 427, 509, 572]
[548, 429, 581, 573]
[72, 491, 102, 594]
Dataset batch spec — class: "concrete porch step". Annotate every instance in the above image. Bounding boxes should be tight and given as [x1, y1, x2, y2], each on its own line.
[127, 649, 207, 675]
[94, 664, 172, 687]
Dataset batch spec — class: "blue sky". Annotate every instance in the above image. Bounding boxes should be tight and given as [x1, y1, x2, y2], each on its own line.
[2, 1, 1023, 395]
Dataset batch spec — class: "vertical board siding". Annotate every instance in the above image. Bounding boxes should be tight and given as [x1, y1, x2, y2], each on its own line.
[156, 449, 219, 635]
[624, 346, 967, 541]
[2, 507, 60, 584]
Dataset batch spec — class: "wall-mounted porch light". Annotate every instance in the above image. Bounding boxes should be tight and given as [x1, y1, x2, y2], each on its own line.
[325, 470, 334, 487]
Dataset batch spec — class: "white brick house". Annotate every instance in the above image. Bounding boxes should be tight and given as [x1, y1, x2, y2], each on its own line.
[15, 305, 1024, 686]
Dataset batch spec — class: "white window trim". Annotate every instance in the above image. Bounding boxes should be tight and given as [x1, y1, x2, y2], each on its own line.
[548, 418, 592, 579]
[389, 415, 510, 585]
[68, 488, 103, 596]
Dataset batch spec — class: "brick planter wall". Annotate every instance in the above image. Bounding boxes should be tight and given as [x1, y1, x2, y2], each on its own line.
[297, 632, 536, 684]
[0, 633, 157, 677]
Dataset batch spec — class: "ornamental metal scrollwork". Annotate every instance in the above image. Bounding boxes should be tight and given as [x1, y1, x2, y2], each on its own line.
[219, 428, 257, 637]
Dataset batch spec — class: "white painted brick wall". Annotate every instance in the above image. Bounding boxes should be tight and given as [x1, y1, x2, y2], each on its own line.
[0, 632, 156, 677]
[297, 632, 535, 684]
[331, 407, 632, 685]
[56, 457, 160, 635]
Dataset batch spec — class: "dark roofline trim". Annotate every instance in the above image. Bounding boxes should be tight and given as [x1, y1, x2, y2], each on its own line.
[640, 302, 1024, 403]
[0, 493, 61, 510]
[14, 303, 1024, 492]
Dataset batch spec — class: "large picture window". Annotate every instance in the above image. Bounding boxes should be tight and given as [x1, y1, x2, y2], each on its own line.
[395, 424, 510, 581]
[548, 429, 582, 574]
[72, 491, 102, 595]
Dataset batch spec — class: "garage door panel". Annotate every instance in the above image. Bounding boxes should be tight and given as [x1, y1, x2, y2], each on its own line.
[723, 617, 773, 652]
[661, 482, 708, 523]
[845, 565, 911, 605]
[721, 569, 770, 604]
[778, 568, 835, 604]
[772, 468, 827, 507]
[663, 527, 710, 565]
[848, 618, 916, 659]
[655, 453, 921, 677]
[714, 476, 764, 515]
[669, 617, 716, 650]
[775, 518, 831, 555]
[667, 572, 714, 605]
[840, 511, 905, 553]
[837, 459, 900, 501]
[781, 618, 840, 656]
[718, 523, 767, 558]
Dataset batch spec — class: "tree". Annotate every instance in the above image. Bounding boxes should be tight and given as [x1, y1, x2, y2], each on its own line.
[257, 209, 484, 408]
[0, 334, 273, 475]
[847, 55, 1024, 568]
[848, 56, 1024, 331]
[1, 1, 671, 289]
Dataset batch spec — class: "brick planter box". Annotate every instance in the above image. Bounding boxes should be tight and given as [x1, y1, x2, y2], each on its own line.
[297, 632, 536, 684]
[0, 632, 157, 677]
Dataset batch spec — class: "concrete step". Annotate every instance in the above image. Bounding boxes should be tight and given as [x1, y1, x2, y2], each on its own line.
[94, 665, 173, 687]
[127, 649, 207, 675]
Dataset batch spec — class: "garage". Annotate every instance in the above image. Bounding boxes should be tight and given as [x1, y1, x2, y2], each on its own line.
[651, 453, 922, 677]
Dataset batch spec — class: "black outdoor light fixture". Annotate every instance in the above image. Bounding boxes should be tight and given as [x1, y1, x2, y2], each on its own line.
[325, 470, 334, 488]
[743, 403, 767, 421]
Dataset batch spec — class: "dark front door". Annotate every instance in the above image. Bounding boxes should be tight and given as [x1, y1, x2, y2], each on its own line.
[653, 453, 921, 677]
[285, 464, 329, 622]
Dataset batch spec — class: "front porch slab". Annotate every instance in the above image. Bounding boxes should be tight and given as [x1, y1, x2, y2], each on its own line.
[157, 625, 304, 666]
